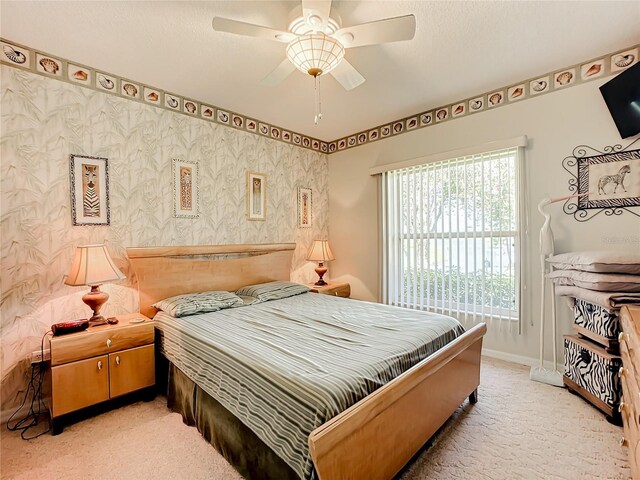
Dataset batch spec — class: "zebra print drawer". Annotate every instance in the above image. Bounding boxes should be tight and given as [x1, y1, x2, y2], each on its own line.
[564, 334, 622, 416]
[573, 298, 620, 352]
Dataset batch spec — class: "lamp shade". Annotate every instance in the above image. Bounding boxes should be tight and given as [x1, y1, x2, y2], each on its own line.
[307, 240, 335, 262]
[64, 244, 125, 286]
[286, 33, 345, 77]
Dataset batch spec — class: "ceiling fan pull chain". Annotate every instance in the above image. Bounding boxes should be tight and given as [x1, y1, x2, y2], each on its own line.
[318, 76, 323, 122]
[314, 74, 321, 125]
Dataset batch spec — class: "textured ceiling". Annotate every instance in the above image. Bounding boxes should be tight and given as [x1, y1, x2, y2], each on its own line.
[1, 1, 639, 141]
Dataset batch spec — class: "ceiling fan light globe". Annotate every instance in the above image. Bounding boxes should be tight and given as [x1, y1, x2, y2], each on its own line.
[286, 33, 345, 77]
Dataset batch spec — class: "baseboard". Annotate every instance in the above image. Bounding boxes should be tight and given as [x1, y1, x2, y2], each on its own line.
[482, 348, 561, 371]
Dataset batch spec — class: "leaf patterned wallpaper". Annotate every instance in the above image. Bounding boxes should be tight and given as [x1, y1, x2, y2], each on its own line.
[0, 65, 329, 413]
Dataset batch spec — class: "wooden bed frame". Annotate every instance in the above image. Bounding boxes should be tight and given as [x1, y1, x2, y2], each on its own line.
[126, 243, 487, 480]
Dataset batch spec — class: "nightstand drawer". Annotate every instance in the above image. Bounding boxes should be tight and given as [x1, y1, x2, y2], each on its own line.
[109, 344, 155, 398]
[326, 284, 350, 298]
[309, 282, 351, 298]
[51, 355, 109, 417]
[51, 322, 154, 366]
[107, 322, 154, 353]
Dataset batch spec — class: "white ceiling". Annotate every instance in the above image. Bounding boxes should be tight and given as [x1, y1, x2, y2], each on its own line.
[1, 1, 639, 141]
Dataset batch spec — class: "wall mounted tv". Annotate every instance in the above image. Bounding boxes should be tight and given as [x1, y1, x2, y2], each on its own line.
[600, 62, 640, 139]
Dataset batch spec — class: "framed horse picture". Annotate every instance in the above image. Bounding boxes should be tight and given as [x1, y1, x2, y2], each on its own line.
[577, 149, 639, 209]
[563, 142, 640, 221]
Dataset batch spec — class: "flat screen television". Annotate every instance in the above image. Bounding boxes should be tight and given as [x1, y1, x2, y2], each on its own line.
[599, 61, 640, 139]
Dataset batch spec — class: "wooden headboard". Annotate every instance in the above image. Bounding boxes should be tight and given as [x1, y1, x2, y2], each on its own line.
[126, 243, 296, 317]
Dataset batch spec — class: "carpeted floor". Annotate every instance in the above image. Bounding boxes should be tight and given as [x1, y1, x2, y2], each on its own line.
[1, 357, 630, 480]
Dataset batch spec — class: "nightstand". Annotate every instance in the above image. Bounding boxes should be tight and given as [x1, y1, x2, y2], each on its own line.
[308, 282, 351, 298]
[48, 312, 155, 434]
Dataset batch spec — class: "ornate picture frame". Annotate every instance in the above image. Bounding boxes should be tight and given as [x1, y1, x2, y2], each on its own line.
[69, 154, 110, 226]
[246, 171, 266, 221]
[563, 139, 640, 221]
[297, 187, 312, 228]
[172, 159, 200, 218]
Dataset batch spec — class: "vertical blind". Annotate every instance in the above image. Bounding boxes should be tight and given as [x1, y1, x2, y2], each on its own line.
[382, 147, 525, 331]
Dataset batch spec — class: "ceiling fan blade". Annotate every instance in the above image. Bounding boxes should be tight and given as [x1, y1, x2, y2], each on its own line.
[333, 14, 416, 48]
[261, 59, 297, 86]
[329, 59, 365, 90]
[212, 17, 295, 43]
[302, 0, 332, 32]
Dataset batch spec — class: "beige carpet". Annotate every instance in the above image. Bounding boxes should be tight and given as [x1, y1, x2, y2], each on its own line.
[1, 357, 630, 480]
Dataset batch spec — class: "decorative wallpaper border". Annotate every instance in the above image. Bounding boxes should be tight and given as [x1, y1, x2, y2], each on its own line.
[327, 43, 640, 154]
[0, 37, 329, 154]
[1, 37, 638, 155]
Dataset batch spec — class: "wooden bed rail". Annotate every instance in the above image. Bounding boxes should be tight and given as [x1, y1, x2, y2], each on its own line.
[308, 322, 487, 480]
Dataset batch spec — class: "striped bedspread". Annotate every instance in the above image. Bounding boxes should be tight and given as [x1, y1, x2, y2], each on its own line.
[154, 292, 464, 479]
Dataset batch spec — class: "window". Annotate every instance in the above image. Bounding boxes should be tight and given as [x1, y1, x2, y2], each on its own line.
[382, 146, 524, 325]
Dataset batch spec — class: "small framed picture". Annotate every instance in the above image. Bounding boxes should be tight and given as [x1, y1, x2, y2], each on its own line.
[298, 187, 312, 228]
[172, 159, 200, 218]
[247, 172, 266, 221]
[69, 154, 110, 226]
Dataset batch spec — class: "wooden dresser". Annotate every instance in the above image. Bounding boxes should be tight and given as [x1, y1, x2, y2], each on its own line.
[619, 305, 640, 479]
[48, 313, 154, 434]
[309, 282, 351, 298]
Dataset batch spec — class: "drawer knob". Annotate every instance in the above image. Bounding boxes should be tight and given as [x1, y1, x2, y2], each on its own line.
[619, 401, 626, 413]
[115, 355, 120, 366]
[620, 437, 628, 448]
[619, 367, 626, 378]
[106, 338, 112, 348]
[619, 332, 629, 343]
[97, 360, 103, 371]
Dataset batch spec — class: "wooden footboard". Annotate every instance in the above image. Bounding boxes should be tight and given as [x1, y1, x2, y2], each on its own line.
[308, 323, 487, 480]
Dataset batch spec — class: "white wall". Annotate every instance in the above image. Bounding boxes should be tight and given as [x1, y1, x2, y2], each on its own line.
[328, 78, 640, 364]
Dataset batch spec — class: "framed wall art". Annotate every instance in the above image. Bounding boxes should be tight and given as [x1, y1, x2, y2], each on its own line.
[172, 159, 200, 218]
[298, 187, 312, 228]
[563, 139, 640, 221]
[246, 172, 266, 221]
[69, 154, 110, 226]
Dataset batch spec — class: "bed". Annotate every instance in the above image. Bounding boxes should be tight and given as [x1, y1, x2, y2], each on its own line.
[127, 243, 486, 480]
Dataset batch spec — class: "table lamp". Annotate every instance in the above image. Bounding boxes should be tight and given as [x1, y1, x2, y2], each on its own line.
[64, 244, 126, 326]
[307, 240, 335, 286]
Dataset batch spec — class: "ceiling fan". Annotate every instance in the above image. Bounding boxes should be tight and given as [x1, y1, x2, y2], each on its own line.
[212, 0, 416, 124]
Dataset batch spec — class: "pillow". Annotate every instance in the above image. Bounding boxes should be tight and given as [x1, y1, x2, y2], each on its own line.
[237, 295, 259, 306]
[547, 251, 640, 274]
[153, 291, 244, 317]
[235, 281, 309, 303]
[548, 270, 640, 293]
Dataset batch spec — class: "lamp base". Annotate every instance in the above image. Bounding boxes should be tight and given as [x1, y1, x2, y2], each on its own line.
[314, 262, 328, 286]
[89, 315, 108, 327]
[83, 285, 109, 327]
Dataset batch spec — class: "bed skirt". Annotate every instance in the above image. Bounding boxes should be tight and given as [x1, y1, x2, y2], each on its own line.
[163, 357, 300, 480]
